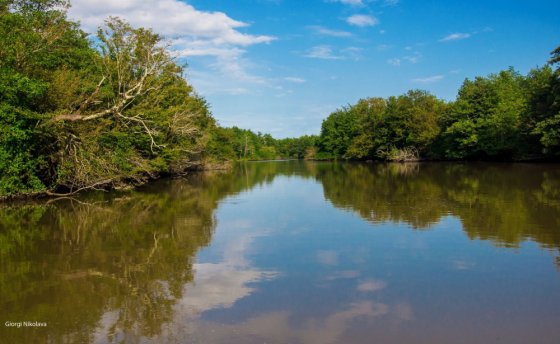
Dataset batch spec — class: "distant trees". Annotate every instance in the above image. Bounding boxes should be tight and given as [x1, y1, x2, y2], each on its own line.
[206, 126, 317, 161]
[317, 46, 560, 161]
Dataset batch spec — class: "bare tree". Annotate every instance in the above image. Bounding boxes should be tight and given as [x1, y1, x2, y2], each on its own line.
[56, 18, 174, 151]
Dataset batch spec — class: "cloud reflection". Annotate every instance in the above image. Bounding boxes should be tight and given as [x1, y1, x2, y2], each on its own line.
[169, 300, 414, 344]
[174, 222, 279, 320]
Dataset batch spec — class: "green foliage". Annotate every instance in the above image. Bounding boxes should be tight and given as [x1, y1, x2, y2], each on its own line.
[319, 107, 360, 157]
[207, 126, 317, 161]
[317, 47, 560, 161]
[319, 90, 445, 160]
[0, 104, 51, 195]
[276, 135, 318, 159]
[534, 113, 560, 153]
[0, 3, 217, 196]
[0, 0, 558, 197]
[0, 0, 99, 195]
[524, 46, 560, 156]
[440, 68, 527, 159]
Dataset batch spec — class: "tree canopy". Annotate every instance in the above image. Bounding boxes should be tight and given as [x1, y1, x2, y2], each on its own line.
[317, 47, 560, 161]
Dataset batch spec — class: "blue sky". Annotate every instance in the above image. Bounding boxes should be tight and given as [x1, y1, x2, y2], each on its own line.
[69, 0, 559, 137]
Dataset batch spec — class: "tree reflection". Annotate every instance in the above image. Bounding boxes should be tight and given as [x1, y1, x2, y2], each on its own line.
[1, 161, 559, 342]
[0, 171, 262, 343]
[316, 162, 560, 251]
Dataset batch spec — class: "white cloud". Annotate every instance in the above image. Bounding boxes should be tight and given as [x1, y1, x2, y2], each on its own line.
[346, 14, 379, 27]
[440, 32, 471, 42]
[439, 28, 492, 43]
[328, 0, 365, 6]
[411, 75, 444, 84]
[68, 0, 275, 94]
[309, 25, 352, 38]
[387, 58, 401, 66]
[69, 0, 274, 45]
[284, 77, 306, 83]
[304, 46, 343, 60]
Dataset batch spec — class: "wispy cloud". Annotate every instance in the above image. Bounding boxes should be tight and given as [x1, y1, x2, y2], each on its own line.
[304, 46, 343, 60]
[303, 46, 364, 60]
[346, 14, 379, 27]
[328, 0, 365, 6]
[342, 47, 364, 60]
[357, 279, 387, 292]
[388, 50, 422, 66]
[284, 77, 306, 83]
[308, 25, 352, 38]
[411, 75, 444, 84]
[403, 54, 420, 64]
[440, 27, 493, 43]
[439, 32, 471, 42]
[376, 44, 393, 51]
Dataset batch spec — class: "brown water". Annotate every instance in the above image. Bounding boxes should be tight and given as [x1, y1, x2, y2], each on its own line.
[1, 161, 559, 344]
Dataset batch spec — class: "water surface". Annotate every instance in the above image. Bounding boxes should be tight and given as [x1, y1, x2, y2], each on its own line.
[1, 161, 560, 343]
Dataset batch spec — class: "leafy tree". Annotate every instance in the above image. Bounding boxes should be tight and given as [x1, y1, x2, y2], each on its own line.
[529, 45, 560, 156]
[0, 0, 92, 195]
[439, 68, 526, 159]
[0, 3, 217, 197]
[320, 90, 445, 161]
[318, 107, 360, 158]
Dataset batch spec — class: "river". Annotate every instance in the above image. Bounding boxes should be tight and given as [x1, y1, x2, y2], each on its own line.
[1, 161, 559, 343]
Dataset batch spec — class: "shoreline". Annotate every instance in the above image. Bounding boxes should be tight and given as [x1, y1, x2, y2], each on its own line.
[2, 159, 558, 203]
[0, 160, 232, 204]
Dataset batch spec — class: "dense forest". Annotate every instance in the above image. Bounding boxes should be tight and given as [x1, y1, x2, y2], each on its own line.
[0, 0, 317, 198]
[207, 127, 317, 161]
[0, 0, 220, 197]
[316, 51, 560, 161]
[1, 0, 559, 198]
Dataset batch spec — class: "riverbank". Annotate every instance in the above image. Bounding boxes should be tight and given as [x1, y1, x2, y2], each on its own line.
[0, 160, 232, 203]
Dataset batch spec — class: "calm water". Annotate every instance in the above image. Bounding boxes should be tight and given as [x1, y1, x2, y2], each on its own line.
[1, 161, 560, 344]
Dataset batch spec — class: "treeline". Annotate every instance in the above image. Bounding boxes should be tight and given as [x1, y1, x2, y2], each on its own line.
[207, 126, 317, 161]
[316, 49, 560, 161]
[2, 0, 559, 198]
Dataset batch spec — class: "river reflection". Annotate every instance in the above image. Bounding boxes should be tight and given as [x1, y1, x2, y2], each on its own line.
[1, 161, 559, 343]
